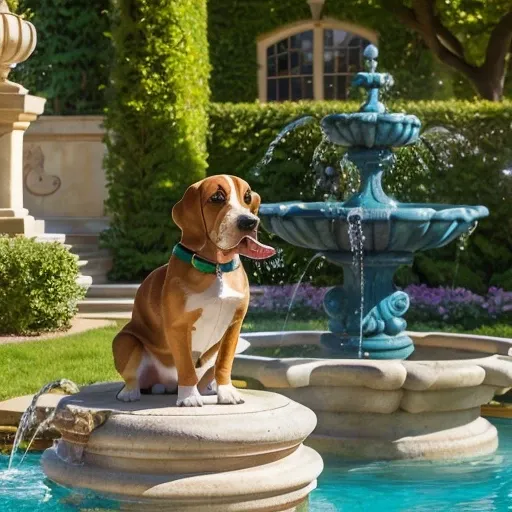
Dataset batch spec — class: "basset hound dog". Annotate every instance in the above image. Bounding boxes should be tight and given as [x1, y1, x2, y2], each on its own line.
[112, 175, 275, 406]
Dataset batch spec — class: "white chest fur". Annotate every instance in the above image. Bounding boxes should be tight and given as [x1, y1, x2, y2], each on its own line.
[185, 275, 244, 361]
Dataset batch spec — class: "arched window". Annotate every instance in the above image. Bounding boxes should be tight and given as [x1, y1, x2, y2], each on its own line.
[257, 19, 377, 102]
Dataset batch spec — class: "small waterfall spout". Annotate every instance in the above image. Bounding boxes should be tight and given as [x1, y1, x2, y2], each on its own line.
[8, 379, 79, 470]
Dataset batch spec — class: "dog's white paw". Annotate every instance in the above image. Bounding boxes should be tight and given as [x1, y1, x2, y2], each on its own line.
[201, 380, 218, 396]
[117, 386, 141, 402]
[217, 384, 244, 405]
[176, 385, 203, 407]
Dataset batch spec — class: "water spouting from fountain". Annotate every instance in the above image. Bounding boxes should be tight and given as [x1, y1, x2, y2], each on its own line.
[8, 379, 79, 470]
[347, 208, 365, 358]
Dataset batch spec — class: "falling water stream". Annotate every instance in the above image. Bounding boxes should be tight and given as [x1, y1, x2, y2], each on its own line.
[280, 253, 325, 340]
[347, 208, 365, 359]
[452, 223, 478, 289]
[8, 379, 79, 470]
[252, 116, 316, 176]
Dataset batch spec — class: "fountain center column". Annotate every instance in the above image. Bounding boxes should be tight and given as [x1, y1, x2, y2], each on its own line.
[343, 148, 396, 209]
[0, 3, 46, 236]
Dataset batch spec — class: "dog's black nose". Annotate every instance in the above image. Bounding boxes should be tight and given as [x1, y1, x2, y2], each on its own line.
[237, 215, 258, 231]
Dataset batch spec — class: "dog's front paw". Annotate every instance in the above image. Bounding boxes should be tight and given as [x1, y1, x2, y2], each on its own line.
[117, 385, 141, 402]
[217, 384, 244, 405]
[177, 385, 204, 407]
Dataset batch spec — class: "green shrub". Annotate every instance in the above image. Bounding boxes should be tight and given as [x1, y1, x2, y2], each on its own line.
[12, 0, 110, 115]
[208, 100, 512, 290]
[102, 0, 210, 281]
[0, 237, 85, 335]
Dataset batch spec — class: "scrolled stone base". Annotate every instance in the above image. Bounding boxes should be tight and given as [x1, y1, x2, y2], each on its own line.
[42, 383, 323, 512]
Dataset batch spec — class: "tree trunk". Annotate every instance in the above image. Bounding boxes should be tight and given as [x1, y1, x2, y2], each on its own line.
[472, 75, 503, 102]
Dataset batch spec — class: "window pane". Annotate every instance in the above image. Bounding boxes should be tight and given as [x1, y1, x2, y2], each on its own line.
[278, 78, 289, 101]
[301, 51, 313, 74]
[300, 30, 313, 51]
[324, 29, 333, 47]
[333, 30, 348, 48]
[324, 50, 334, 73]
[291, 78, 302, 101]
[349, 36, 362, 48]
[324, 75, 335, 100]
[335, 49, 347, 73]
[290, 52, 300, 75]
[336, 75, 347, 99]
[267, 45, 275, 57]
[277, 53, 288, 75]
[304, 77, 314, 99]
[268, 56, 276, 77]
[267, 80, 277, 101]
[277, 38, 288, 53]
[349, 48, 360, 68]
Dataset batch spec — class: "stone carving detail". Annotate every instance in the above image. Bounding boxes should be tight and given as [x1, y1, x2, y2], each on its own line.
[23, 145, 61, 197]
[52, 405, 110, 464]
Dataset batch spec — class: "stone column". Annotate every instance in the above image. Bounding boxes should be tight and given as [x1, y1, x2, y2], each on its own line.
[0, 1, 46, 235]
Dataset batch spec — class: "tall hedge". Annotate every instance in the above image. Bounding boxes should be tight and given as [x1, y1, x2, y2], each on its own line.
[102, 0, 210, 281]
[208, 100, 512, 291]
[12, 0, 110, 114]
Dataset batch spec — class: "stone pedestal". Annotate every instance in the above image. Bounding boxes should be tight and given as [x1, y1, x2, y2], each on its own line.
[42, 382, 323, 511]
[0, 93, 46, 235]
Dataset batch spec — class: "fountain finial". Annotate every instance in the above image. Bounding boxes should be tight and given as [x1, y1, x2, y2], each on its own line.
[352, 44, 393, 114]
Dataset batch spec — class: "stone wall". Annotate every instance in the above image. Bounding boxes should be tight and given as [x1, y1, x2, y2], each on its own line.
[23, 116, 107, 219]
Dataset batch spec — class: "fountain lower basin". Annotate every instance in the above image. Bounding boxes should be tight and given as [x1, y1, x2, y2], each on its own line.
[233, 331, 512, 460]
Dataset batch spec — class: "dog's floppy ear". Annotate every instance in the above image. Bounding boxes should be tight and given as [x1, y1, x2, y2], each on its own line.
[250, 191, 261, 215]
[172, 182, 207, 252]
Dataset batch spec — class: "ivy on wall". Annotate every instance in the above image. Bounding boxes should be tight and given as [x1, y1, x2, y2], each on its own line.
[102, 0, 210, 281]
[11, 0, 111, 115]
[207, 0, 458, 103]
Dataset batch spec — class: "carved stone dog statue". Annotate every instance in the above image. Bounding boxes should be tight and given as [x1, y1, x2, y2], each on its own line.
[113, 175, 275, 406]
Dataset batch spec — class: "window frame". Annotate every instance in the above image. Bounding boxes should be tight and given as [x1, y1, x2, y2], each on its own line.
[257, 18, 378, 102]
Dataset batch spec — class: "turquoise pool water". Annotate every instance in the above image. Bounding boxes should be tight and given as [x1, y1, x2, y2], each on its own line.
[2, 419, 512, 512]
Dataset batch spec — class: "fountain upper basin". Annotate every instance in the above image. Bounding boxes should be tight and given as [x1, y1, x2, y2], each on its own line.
[321, 112, 421, 148]
[260, 202, 489, 253]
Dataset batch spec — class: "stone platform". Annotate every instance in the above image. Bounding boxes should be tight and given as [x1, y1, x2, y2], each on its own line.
[42, 382, 323, 512]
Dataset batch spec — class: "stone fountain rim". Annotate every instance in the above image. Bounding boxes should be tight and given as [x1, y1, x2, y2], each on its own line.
[234, 330, 512, 393]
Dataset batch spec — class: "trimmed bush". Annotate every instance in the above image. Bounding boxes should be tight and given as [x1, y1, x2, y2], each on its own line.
[12, 0, 110, 115]
[208, 100, 512, 290]
[0, 237, 85, 335]
[102, 0, 210, 281]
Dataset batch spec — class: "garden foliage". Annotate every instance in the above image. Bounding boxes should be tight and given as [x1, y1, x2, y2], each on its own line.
[102, 0, 210, 281]
[12, 0, 110, 114]
[249, 284, 512, 331]
[0, 237, 85, 335]
[209, 100, 512, 291]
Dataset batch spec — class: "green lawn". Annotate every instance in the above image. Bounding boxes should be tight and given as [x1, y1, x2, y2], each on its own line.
[0, 318, 510, 402]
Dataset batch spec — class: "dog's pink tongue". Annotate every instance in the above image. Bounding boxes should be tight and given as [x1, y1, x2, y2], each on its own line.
[238, 236, 276, 260]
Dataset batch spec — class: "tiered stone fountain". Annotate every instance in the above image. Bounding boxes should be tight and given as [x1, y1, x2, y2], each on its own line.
[233, 45, 512, 460]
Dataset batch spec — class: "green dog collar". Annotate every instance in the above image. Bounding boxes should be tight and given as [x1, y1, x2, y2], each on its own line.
[172, 243, 240, 274]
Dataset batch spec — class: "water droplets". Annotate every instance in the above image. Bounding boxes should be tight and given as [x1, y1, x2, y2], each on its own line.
[347, 208, 365, 359]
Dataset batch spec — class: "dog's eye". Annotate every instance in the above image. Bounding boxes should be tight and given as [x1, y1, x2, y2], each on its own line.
[244, 190, 252, 205]
[209, 190, 226, 204]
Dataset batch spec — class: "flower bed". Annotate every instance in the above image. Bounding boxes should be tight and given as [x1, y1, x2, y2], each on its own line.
[249, 285, 512, 330]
